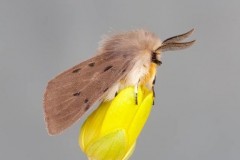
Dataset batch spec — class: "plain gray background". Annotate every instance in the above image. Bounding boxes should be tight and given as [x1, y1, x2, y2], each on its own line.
[0, 0, 239, 160]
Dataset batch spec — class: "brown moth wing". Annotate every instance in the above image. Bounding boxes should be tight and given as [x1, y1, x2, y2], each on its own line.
[44, 53, 134, 135]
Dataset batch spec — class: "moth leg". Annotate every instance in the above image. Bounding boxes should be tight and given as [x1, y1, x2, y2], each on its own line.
[135, 79, 141, 105]
[152, 86, 155, 105]
[135, 84, 138, 105]
[115, 92, 118, 97]
[152, 76, 156, 105]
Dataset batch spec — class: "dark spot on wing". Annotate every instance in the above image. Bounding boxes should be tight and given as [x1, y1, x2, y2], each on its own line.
[88, 62, 95, 67]
[123, 54, 128, 58]
[84, 98, 89, 103]
[103, 88, 109, 92]
[122, 69, 126, 73]
[73, 92, 81, 96]
[85, 104, 90, 111]
[72, 68, 81, 73]
[104, 65, 113, 72]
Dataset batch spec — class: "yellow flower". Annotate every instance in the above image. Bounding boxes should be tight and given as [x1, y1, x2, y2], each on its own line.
[79, 86, 154, 160]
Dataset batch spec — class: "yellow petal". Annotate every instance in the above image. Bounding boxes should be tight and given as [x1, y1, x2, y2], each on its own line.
[80, 101, 112, 150]
[86, 129, 127, 160]
[122, 142, 136, 160]
[127, 91, 153, 146]
[100, 87, 140, 136]
[79, 86, 154, 160]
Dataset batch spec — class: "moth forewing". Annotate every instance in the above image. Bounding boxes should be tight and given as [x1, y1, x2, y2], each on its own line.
[44, 53, 135, 135]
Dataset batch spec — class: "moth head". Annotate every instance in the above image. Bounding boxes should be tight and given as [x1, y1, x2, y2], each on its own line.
[152, 29, 196, 66]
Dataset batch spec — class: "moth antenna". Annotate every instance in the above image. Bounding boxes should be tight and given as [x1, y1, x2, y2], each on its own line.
[162, 29, 194, 44]
[157, 40, 196, 52]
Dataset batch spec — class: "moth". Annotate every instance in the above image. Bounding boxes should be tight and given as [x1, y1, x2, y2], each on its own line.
[44, 29, 195, 135]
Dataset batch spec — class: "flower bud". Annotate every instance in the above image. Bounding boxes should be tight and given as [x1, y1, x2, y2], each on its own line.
[79, 86, 153, 160]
